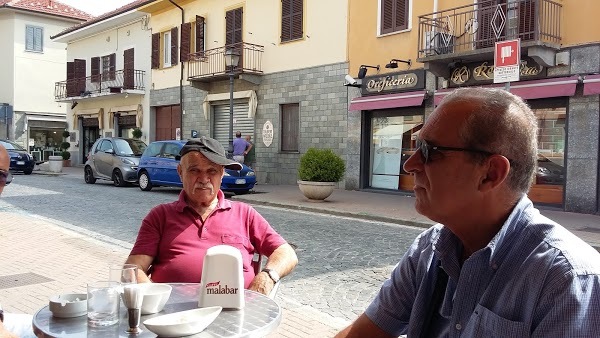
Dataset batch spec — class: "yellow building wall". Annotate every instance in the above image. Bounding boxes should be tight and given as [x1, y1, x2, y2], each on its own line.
[145, 0, 349, 90]
[562, 0, 600, 46]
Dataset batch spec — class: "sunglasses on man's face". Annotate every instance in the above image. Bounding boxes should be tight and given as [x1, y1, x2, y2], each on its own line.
[416, 139, 494, 164]
[0, 170, 12, 186]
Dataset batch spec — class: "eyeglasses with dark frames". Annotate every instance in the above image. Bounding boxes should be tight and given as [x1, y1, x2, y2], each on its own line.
[0, 170, 12, 186]
[416, 139, 494, 164]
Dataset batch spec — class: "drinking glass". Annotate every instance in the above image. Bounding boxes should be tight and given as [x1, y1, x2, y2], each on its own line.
[109, 264, 138, 286]
[87, 281, 120, 327]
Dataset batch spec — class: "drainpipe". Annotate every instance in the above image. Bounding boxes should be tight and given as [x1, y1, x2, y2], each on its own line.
[169, 0, 184, 139]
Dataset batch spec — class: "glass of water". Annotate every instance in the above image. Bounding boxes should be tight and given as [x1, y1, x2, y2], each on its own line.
[87, 281, 120, 327]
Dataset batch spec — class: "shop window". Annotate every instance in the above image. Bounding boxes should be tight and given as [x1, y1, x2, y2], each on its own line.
[529, 107, 565, 205]
[370, 115, 423, 190]
[281, 103, 299, 152]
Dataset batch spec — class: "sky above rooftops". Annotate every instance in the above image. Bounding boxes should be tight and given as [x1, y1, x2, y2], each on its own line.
[58, 0, 138, 16]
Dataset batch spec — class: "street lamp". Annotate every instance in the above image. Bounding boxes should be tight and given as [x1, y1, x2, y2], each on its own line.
[224, 48, 240, 158]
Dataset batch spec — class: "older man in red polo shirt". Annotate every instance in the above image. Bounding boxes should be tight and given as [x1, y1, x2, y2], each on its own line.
[125, 136, 297, 296]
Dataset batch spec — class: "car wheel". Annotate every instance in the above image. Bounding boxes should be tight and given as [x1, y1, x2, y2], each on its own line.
[138, 171, 153, 191]
[112, 169, 126, 187]
[23, 168, 33, 175]
[84, 166, 96, 184]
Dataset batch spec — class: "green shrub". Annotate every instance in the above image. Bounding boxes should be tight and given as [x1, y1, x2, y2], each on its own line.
[298, 148, 345, 182]
[61, 151, 71, 160]
[62, 130, 71, 139]
[60, 141, 71, 151]
[132, 128, 142, 139]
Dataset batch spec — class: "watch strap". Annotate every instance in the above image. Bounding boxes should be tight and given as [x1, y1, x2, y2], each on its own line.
[261, 268, 280, 283]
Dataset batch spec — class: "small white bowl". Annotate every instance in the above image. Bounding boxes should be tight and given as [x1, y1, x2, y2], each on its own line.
[143, 306, 222, 337]
[140, 283, 172, 315]
[49, 293, 87, 318]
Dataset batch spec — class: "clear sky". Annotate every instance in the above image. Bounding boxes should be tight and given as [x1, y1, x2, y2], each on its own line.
[58, 0, 139, 16]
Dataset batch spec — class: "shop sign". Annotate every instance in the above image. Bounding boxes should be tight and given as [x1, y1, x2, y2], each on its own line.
[362, 69, 425, 95]
[448, 57, 545, 87]
[262, 121, 273, 147]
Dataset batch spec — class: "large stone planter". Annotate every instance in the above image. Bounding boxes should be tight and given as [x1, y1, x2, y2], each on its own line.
[297, 180, 336, 202]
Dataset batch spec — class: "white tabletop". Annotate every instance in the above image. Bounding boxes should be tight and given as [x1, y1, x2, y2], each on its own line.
[32, 283, 281, 338]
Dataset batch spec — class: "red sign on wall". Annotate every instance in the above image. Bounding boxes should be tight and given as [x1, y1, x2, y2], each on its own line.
[494, 39, 520, 83]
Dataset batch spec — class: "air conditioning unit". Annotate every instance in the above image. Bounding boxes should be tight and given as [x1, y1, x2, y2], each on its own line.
[424, 31, 455, 56]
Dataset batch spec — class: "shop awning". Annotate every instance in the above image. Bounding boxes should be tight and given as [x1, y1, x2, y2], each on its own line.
[108, 104, 143, 128]
[583, 74, 600, 96]
[434, 76, 580, 105]
[74, 108, 104, 129]
[26, 114, 67, 129]
[349, 90, 427, 111]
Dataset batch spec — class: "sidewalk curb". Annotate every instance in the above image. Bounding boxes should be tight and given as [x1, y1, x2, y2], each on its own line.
[232, 197, 435, 230]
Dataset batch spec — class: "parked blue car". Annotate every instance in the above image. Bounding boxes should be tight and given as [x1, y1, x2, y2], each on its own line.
[137, 140, 256, 193]
[0, 139, 35, 175]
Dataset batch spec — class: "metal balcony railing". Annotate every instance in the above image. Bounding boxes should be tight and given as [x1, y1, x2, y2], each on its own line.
[188, 42, 264, 81]
[417, 0, 561, 59]
[55, 69, 145, 100]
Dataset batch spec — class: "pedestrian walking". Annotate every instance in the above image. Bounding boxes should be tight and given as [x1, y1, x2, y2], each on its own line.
[244, 135, 255, 169]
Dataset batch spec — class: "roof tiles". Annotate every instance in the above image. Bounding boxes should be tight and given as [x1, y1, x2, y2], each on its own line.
[0, 0, 93, 21]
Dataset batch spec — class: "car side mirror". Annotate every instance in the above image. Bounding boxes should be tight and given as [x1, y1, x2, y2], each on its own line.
[105, 149, 115, 155]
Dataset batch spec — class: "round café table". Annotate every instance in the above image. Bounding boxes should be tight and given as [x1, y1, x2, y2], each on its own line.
[32, 283, 281, 337]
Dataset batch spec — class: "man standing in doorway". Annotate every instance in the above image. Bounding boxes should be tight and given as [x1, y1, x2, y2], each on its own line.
[232, 131, 251, 164]
[244, 135, 255, 169]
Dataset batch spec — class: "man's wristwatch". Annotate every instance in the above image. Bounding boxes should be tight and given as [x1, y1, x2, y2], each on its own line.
[261, 268, 280, 283]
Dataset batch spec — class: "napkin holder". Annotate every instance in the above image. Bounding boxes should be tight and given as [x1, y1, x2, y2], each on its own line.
[198, 245, 245, 309]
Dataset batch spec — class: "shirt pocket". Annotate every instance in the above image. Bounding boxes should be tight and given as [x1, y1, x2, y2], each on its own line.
[221, 235, 250, 251]
[465, 304, 528, 338]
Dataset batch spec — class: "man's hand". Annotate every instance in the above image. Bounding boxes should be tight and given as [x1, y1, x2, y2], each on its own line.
[247, 271, 275, 296]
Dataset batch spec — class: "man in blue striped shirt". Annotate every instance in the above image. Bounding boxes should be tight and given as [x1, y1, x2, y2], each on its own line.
[336, 88, 600, 337]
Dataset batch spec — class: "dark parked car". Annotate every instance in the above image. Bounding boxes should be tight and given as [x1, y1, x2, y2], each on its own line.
[84, 137, 147, 186]
[137, 140, 256, 193]
[0, 139, 35, 175]
[536, 154, 565, 185]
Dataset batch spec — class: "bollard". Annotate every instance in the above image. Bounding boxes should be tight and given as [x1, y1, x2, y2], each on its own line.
[48, 155, 63, 173]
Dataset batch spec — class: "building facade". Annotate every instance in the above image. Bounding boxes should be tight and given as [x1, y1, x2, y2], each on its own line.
[51, 1, 152, 165]
[140, 0, 350, 185]
[0, 0, 90, 161]
[347, 0, 600, 214]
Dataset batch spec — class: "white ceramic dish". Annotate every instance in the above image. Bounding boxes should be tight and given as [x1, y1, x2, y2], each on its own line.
[143, 306, 222, 337]
[48, 293, 87, 318]
[140, 283, 172, 315]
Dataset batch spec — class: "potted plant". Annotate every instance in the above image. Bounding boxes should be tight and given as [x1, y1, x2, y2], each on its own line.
[60, 141, 71, 167]
[132, 128, 142, 139]
[297, 148, 345, 201]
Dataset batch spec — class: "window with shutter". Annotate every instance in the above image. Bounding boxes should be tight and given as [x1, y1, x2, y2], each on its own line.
[163, 31, 172, 67]
[109, 53, 116, 81]
[123, 48, 135, 89]
[66, 61, 76, 97]
[380, 0, 409, 35]
[225, 8, 243, 46]
[151, 33, 160, 69]
[91, 57, 100, 83]
[195, 16, 205, 54]
[25, 25, 43, 52]
[180, 22, 191, 62]
[281, 0, 303, 42]
[281, 103, 299, 152]
[171, 26, 178, 66]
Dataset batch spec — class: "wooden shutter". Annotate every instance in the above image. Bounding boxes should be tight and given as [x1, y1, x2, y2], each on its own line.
[381, 0, 408, 34]
[123, 48, 134, 89]
[477, 0, 505, 48]
[195, 15, 205, 53]
[180, 22, 191, 62]
[91, 56, 100, 83]
[226, 8, 243, 46]
[151, 33, 160, 69]
[281, 103, 299, 152]
[109, 53, 116, 81]
[74, 59, 86, 95]
[281, 0, 303, 42]
[66, 61, 76, 97]
[171, 26, 178, 66]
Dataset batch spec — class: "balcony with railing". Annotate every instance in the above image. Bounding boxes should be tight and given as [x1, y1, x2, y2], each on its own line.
[55, 69, 145, 101]
[188, 42, 264, 82]
[417, 0, 561, 75]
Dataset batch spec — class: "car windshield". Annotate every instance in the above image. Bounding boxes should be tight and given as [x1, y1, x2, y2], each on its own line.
[0, 140, 25, 151]
[114, 139, 147, 156]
